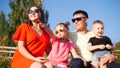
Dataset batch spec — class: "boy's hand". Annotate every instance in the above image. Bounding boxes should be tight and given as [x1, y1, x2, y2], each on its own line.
[106, 44, 112, 49]
[98, 44, 105, 49]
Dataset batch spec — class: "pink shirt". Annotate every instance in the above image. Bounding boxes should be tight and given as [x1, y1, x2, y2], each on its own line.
[47, 38, 75, 65]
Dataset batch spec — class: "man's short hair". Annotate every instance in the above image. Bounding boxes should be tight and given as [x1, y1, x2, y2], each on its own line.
[73, 10, 89, 18]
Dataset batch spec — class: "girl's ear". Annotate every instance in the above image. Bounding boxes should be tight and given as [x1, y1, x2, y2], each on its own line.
[64, 27, 68, 32]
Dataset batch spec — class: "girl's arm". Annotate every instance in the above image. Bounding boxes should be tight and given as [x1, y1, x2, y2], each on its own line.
[70, 48, 80, 58]
[70, 48, 87, 67]
[39, 23, 56, 41]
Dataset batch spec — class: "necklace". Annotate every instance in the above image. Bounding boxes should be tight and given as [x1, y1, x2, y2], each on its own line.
[32, 26, 42, 35]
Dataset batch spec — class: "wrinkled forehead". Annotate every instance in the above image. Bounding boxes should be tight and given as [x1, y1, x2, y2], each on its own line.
[73, 13, 86, 18]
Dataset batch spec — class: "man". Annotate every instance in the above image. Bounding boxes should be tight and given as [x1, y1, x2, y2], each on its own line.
[69, 10, 119, 68]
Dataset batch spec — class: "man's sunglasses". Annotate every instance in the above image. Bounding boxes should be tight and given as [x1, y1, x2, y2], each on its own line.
[72, 17, 86, 23]
[28, 9, 39, 14]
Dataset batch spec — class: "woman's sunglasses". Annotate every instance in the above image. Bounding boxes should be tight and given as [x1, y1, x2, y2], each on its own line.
[72, 17, 86, 23]
[28, 9, 39, 14]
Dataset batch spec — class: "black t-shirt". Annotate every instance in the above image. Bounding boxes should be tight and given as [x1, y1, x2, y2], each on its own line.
[88, 36, 113, 53]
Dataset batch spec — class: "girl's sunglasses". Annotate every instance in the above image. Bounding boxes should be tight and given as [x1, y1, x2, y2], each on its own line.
[28, 9, 39, 14]
[72, 17, 86, 23]
[55, 28, 65, 34]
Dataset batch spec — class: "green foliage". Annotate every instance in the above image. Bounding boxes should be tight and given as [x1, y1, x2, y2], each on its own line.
[0, 0, 50, 67]
[0, 0, 49, 47]
[113, 42, 120, 63]
[0, 11, 13, 46]
[0, 59, 11, 68]
[8, 0, 43, 32]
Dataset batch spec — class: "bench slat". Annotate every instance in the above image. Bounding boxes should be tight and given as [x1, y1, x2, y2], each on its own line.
[0, 46, 17, 59]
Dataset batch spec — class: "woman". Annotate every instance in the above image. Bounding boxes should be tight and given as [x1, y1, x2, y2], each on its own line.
[11, 6, 53, 68]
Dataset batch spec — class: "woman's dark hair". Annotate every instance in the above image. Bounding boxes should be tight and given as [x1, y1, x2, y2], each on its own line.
[73, 10, 88, 18]
[27, 6, 45, 25]
[57, 21, 70, 29]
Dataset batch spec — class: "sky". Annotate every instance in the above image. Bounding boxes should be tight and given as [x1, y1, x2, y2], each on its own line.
[0, 0, 120, 45]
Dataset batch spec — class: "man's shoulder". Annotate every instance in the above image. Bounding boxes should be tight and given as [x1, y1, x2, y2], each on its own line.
[87, 31, 95, 37]
[69, 31, 77, 36]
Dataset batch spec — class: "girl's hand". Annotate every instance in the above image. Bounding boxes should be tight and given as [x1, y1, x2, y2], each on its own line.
[38, 23, 45, 29]
[83, 60, 87, 67]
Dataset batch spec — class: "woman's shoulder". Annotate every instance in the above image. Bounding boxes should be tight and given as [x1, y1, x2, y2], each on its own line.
[17, 23, 30, 29]
[20, 23, 29, 27]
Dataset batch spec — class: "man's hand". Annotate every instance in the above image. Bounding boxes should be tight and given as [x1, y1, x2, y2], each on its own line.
[101, 54, 115, 63]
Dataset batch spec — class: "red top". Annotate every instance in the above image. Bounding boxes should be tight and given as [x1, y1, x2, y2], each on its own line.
[11, 23, 50, 68]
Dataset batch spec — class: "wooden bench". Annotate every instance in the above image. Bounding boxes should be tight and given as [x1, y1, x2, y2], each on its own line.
[0, 46, 17, 59]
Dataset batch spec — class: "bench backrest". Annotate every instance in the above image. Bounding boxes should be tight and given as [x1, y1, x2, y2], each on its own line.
[0, 46, 17, 59]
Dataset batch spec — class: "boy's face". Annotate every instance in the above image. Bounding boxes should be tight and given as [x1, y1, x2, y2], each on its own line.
[92, 23, 104, 37]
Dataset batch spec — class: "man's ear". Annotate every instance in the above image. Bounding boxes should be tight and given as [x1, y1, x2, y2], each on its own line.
[85, 18, 88, 24]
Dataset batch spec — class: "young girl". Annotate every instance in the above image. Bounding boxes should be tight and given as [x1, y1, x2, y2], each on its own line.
[87, 20, 113, 68]
[39, 22, 86, 68]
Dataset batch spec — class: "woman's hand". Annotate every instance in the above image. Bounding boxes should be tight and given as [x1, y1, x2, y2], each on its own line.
[34, 57, 48, 63]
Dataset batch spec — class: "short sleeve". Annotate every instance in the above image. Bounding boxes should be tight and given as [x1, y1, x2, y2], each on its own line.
[88, 37, 93, 43]
[51, 37, 58, 45]
[12, 23, 27, 42]
[69, 40, 75, 50]
[104, 36, 113, 46]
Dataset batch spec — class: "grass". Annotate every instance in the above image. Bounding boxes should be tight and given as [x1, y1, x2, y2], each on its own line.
[0, 58, 11, 68]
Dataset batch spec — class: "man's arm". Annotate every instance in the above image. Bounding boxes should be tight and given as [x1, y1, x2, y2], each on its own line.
[101, 53, 116, 63]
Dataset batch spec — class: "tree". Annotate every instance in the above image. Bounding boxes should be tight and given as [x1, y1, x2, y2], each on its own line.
[113, 42, 120, 63]
[0, 11, 12, 46]
[0, 0, 49, 47]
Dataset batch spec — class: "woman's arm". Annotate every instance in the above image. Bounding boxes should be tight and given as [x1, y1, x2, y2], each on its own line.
[18, 41, 35, 60]
[18, 41, 47, 63]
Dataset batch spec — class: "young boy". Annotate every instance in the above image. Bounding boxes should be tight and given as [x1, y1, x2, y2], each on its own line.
[87, 20, 113, 68]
